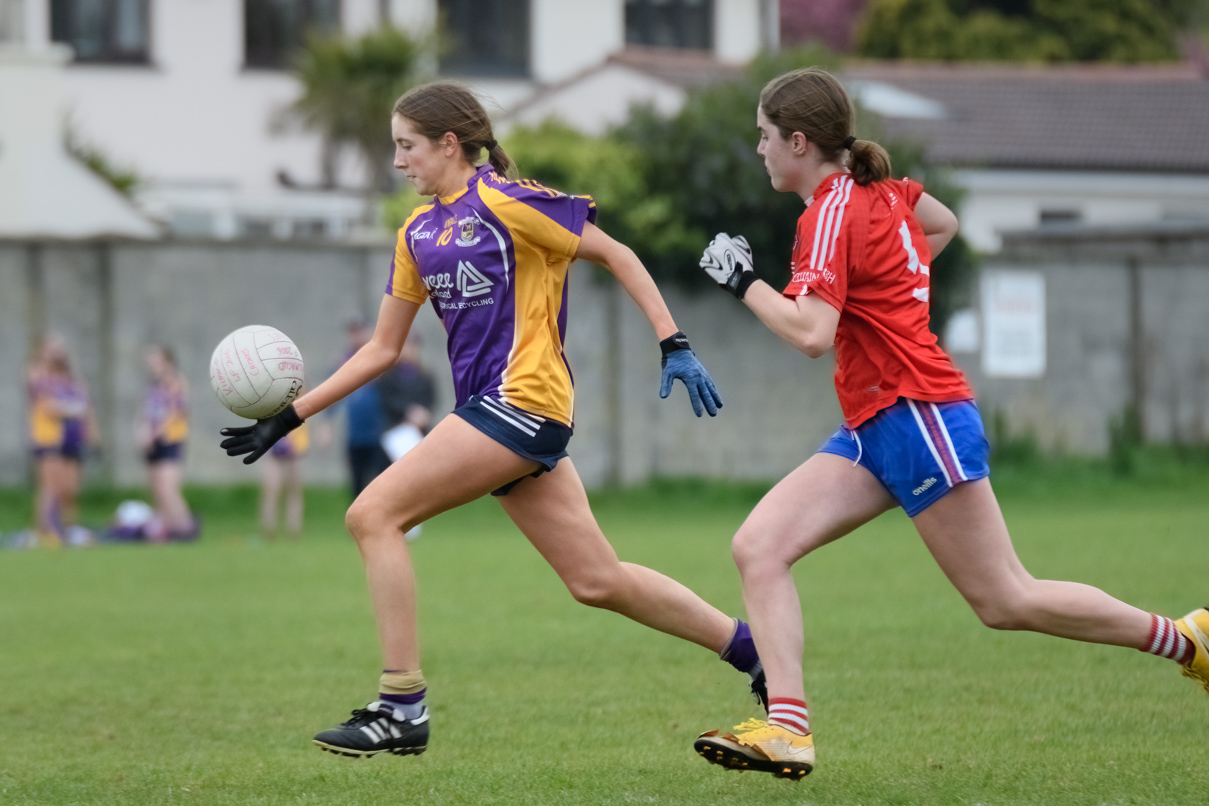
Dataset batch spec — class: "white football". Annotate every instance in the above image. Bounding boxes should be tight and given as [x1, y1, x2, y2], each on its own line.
[210, 325, 305, 420]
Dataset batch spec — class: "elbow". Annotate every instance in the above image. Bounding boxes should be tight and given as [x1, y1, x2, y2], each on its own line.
[794, 332, 834, 359]
[802, 341, 832, 359]
[940, 210, 960, 240]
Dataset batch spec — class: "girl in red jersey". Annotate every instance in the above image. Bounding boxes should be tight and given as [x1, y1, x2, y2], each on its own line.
[692, 67, 1209, 780]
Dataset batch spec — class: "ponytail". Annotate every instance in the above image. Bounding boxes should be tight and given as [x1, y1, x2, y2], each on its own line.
[848, 139, 891, 185]
[760, 67, 892, 186]
[485, 140, 515, 179]
[393, 81, 517, 179]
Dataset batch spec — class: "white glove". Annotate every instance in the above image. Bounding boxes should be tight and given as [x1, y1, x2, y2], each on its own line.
[699, 233, 757, 299]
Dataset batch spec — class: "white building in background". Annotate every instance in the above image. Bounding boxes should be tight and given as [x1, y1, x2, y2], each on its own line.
[0, 0, 776, 242]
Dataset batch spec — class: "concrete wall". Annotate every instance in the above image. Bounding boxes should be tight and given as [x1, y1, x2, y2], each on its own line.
[956, 225, 1209, 452]
[5, 227, 1208, 492]
[0, 238, 841, 490]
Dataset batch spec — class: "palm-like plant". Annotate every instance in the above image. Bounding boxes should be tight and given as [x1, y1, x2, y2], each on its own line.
[288, 26, 428, 194]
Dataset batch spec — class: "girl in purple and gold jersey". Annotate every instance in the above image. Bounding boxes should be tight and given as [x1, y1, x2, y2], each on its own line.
[137, 346, 194, 541]
[27, 335, 96, 546]
[220, 81, 763, 759]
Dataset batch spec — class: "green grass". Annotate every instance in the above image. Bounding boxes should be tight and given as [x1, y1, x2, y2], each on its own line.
[2, 465, 1208, 805]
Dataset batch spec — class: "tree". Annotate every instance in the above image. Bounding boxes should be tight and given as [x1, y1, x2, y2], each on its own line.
[858, 0, 1186, 62]
[287, 26, 428, 194]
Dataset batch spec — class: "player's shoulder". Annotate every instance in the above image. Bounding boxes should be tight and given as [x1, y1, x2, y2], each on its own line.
[873, 177, 924, 212]
[396, 202, 439, 238]
[478, 171, 585, 206]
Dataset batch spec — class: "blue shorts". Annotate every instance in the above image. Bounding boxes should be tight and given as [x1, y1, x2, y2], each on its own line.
[453, 395, 573, 496]
[819, 397, 990, 517]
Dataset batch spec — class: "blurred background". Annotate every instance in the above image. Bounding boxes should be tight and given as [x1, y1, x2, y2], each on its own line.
[1, 0, 1208, 500]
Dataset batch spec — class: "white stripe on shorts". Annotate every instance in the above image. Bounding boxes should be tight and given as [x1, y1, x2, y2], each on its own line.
[479, 397, 540, 437]
[929, 403, 969, 482]
[907, 400, 953, 488]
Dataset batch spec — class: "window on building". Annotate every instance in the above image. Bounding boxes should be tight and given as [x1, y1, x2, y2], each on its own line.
[1039, 209, 1081, 227]
[625, 0, 712, 50]
[51, 0, 150, 63]
[245, 0, 341, 69]
[438, 0, 529, 78]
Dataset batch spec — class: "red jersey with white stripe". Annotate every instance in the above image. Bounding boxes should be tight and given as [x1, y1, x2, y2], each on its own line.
[783, 172, 972, 427]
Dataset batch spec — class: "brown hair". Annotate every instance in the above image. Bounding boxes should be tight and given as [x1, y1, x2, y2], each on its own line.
[393, 81, 516, 179]
[152, 345, 177, 369]
[759, 67, 891, 186]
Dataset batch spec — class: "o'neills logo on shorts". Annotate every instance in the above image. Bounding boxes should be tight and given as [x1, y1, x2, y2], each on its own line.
[912, 477, 938, 496]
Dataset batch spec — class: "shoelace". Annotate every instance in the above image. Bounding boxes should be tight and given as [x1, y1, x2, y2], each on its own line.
[732, 718, 771, 734]
[341, 704, 402, 728]
[339, 708, 375, 727]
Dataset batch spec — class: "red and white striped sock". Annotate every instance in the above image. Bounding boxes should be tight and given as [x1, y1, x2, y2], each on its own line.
[768, 697, 810, 735]
[1140, 614, 1196, 665]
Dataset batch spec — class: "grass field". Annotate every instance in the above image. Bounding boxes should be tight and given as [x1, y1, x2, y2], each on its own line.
[2, 460, 1208, 805]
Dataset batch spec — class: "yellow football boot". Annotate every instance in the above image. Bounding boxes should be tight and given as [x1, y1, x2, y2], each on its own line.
[1173, 607, 1209, 693]
[694, 719, 814, 780]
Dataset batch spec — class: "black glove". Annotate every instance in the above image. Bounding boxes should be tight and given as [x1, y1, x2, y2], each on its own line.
[219, 404, 303, 465]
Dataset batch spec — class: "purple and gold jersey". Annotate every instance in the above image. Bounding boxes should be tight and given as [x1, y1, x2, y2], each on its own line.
[28, 374, 88, 451]
[386, 165, 596, 426]
[143, 379, 189, 444]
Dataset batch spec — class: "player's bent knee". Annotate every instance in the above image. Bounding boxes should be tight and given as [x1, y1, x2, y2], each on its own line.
[969, 595, 1032, 631]
[731, 530, 792, 579]
[345, 498, 389, 541]
[564, 571, 624, 610]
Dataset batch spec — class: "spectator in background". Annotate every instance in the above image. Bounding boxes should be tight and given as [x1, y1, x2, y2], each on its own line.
[379, 334, 436, 541]
[379, 332, 436, 453]
[318, 319, 391, 500]
[27, 334, 98, 547]
[261, 419, 309, 541]
[136, 346, 196, 542]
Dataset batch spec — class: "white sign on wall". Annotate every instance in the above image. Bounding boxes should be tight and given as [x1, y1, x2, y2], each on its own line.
[981, 270, 1046, 378]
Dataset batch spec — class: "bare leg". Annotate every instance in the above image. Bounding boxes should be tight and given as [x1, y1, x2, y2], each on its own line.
[284, 458, 304, 538]
[35, 456, 59, 536]
[913, 479, 1152, 647]
[497, 459, 733, 652]
[58, 459, 81, 531]
[731, 453, 896, 702]
[152, 461, 192, 532]
[259, 458, 283, 540]
[344, 415, 539, 671]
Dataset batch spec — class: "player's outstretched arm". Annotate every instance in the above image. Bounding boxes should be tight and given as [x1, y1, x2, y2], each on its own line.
[575, 222, 722, 417]
[914, 192, 959, 257]
[293, 295, 419, 421]
[220, 296, 420, 464]
[700, 233, 839, 358]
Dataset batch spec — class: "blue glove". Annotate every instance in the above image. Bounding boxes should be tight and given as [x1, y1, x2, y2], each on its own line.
[658, 332, 723, 417]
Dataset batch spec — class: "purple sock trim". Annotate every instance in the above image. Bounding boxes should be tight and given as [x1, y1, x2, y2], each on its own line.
[721, 620, 760, 675]
[380, 689, 426, 705]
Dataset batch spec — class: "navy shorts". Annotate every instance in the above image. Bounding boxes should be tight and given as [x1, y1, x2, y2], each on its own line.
[145, 439, 184, 464]
[453, 395, 573, 496]
[819, 397, 990, 517]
